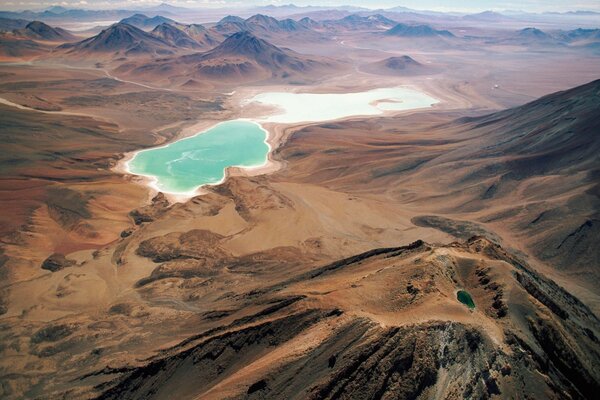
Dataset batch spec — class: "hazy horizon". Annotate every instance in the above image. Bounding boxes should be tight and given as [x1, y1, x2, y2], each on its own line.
[1, 0, 600, 14]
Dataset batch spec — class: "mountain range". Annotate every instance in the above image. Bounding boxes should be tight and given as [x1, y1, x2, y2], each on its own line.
[120, 14, 176, 30]
[57, 23, 175, 57]
[118, 30, 335, 84]
[151, 23, 202, 49]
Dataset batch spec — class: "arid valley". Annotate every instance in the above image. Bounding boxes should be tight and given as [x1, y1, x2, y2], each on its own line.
[0, 1, 599, 399]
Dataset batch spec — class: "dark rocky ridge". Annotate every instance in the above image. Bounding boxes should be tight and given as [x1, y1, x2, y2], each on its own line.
[86, 237, 599, 399]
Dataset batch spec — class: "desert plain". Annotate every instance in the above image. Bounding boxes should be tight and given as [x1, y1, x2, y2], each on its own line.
[0, 4, 599, 399]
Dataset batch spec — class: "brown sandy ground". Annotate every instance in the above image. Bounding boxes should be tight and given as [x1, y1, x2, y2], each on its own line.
[0, 28, 599, 398]
[0, 79, 598, 398]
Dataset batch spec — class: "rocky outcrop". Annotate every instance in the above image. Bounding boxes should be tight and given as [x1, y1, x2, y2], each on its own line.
[129, 192, 170, 225]
[31, 324, 76, 344]
[136, 229, 226, 263]
[40, 253, 76, 272]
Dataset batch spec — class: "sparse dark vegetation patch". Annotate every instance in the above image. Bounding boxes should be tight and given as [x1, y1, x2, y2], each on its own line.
[31, 324, 76, 344]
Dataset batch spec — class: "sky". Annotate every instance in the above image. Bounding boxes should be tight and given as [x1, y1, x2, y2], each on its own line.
[1, 0, 600, 13]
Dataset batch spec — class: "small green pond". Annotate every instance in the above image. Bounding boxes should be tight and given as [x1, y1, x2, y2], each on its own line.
[457, 290, 475, 309]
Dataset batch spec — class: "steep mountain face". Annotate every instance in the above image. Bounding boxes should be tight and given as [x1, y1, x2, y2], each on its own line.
[119, 14, 176, 30]
[151, 23, 201, 49]
[57, 23, 175, 56]
[13, 21, 75, 41]
[460, 80, 600, 178]
[385, 23, 454, 37]
[452, 80, 600, 274]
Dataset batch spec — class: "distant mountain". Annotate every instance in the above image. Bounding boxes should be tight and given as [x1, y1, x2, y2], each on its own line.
[213, 14, 311, 37]
[0, 8, 136, 22]
[120, 31, 335, 84]
[57, 23, 175, 57]
[516, 27, 552, 40]
[213, 15, 250, 35]
[486, 27, 600, 49]
[246, 14, 308, 33]
[463, 11, 512, 22]
[253, 4, 368, 16]
[245, 14, 284, 31]
[371, 55, 420, 69]
[151, 23, 201, 49]
[44, 6, 69, 14]
[173, 23, 222, 48]
[120, 14, 176, 30]
[384, 55, 421, 68]
[384, 23, 454, 37]
[362, 55, 433, 76]
[298, 17, 321, 29]
[13, 21, 76, 42]
[501, 27, 558, 46]
[329, 14, 397, 30]
[559, 28, 600, 44]
[143, 2, 190, 13]
[0, 17, 30, 32]
[386, 6, 417, 13]
[191, 31, 321, 76]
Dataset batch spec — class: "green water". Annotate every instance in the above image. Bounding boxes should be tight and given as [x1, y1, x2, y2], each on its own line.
[457, 290, 475, 309]
[128, 120, 269, 194]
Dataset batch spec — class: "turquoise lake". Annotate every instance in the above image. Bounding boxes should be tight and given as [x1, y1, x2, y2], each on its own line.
[127, 120, 269, 194]
[127, 87, 439, 195]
